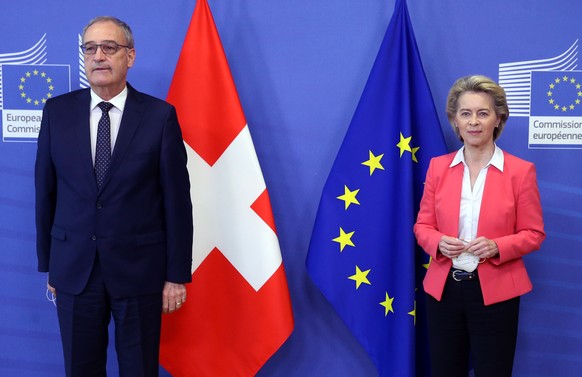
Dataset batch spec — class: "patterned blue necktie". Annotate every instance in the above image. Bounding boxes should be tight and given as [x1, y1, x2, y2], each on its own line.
[95, 101, 114, 189]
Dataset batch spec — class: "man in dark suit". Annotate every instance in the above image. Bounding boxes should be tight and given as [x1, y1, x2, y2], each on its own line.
[35, 16, 193, 377]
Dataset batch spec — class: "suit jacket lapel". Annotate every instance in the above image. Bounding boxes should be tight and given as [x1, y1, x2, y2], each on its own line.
[72, 89, 98, 194]
[479, 162, 506, 237]
[100, 84, 144, 190]
[443, 162, 464, 237]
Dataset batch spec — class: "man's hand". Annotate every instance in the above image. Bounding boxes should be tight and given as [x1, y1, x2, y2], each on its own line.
[162, 281, 187, 313]
[47, 281, 56, 296]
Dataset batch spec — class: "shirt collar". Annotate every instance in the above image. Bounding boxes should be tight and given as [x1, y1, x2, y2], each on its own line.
[450, 144, 504, 172]
[90, 86, 128, 112]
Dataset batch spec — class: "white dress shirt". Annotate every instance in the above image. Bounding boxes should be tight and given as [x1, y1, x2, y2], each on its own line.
[89, 87, 128, 164]
[449, 144, 504, 271]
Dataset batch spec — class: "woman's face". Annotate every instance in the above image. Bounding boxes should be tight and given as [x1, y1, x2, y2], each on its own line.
[454, 91, 500, 148]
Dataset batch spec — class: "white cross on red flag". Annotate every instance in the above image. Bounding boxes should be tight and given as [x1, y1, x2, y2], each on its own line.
[159, 0, 294, 375]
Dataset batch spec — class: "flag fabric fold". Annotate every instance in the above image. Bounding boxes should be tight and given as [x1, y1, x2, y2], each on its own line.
[159, 0, 294, 375]
[306, 0, 447, 375]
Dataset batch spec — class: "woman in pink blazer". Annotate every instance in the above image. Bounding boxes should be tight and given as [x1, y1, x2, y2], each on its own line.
[414, 75, 545, 377]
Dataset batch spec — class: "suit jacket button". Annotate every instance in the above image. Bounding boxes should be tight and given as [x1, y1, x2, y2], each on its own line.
[96, 203, 103, 209]
[91, 235, 97, 241]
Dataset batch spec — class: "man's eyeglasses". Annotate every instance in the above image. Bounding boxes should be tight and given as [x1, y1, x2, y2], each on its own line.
[80, 41, 131, 55]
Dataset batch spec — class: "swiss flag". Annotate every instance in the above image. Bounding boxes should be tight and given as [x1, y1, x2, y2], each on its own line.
[159, 0, 294, 375]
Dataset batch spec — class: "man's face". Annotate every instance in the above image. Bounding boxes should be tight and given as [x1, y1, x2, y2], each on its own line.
[83, 21, 135, 97]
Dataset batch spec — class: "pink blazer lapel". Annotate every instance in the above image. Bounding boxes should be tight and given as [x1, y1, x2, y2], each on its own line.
[438, 162, 464, 237]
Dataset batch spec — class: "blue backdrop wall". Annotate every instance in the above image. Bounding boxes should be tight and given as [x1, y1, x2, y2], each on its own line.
[1, 1, 580, 376]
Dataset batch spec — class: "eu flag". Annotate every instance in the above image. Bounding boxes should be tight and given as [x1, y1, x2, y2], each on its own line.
[1, 64, 70, 110]
[306, 0, 447, 375]
[530, 70, 582, 116]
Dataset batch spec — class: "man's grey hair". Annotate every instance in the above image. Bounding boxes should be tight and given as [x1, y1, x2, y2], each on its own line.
[82, 16, 134, 48]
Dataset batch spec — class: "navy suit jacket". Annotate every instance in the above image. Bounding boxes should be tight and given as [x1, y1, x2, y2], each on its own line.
[35, 84, 193, 298]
